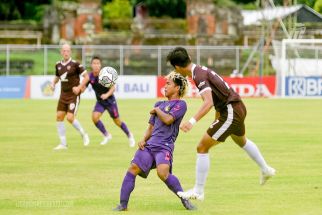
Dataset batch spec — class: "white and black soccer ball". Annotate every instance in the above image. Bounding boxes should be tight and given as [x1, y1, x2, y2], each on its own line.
[98, 66, 118, 88]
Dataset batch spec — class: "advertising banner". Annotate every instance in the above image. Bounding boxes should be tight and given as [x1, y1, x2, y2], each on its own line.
[30, 76, 60, 99]
[285, 76, 322, 97]
[0, 76, 28, 98]
[30, 75, 157, 99]
[114, 75, 157, 99]
[157, 76, 276, 98]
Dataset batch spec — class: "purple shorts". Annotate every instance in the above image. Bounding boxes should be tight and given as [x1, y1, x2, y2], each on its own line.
[93, 100, 119, 119]
[131, 147, 173, 178]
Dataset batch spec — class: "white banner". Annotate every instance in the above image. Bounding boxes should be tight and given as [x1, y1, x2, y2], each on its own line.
[30, 76, 60, 99]
[30, 75, 157, 99]
[114, 75, 156, 99]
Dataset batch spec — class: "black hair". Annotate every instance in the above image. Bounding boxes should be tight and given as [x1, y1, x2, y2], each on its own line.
[166, 47, 191, 68]
[91, 55, 101, 62]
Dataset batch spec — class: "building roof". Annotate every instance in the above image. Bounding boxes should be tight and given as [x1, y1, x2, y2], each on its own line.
[242, 5, 322, 26]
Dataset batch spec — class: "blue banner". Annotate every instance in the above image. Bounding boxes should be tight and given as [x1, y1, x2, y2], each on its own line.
[0, 76, 28, 98]
[285, 76, 322, 97]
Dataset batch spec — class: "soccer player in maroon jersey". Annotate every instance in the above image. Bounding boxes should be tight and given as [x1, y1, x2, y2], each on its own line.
[86, 56, 135, 147]
[167, 47, 275, 201]
[51, 44, 90, 150]
[113, 72, 196, 211]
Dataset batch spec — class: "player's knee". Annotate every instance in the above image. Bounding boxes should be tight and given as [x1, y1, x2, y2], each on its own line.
[197, 143, 208, 153]
[113, 118, 122, 126]
[157, 170, 168, 181]
[66, 115, 74, 123]
[92, 116, 99, 124]
[128, 163, 140, 175]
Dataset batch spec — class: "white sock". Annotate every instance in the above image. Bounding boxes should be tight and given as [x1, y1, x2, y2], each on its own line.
[72, 119, 85, 136]
[243, 139, 268, 171]
[194, 153, 210, 194]
[57, 121, 66, 146]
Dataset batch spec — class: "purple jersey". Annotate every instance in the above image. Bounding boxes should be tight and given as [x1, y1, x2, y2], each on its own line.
[192, 64, 241, 112]
[146, 99, 187, 153]
[88, 72, 116, 102]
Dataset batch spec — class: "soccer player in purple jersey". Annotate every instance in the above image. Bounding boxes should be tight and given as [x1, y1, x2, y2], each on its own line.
[113, 72, 196, 211]
[51, 44, 90, 150]
[167, 47, 276, 201]
[85, 56, 135, 147]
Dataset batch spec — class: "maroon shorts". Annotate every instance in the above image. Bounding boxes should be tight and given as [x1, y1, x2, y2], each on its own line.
[207, 101, 247, 142]
[57, 95, 80, 114]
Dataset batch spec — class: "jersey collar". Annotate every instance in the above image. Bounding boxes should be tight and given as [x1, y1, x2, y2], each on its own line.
[191, 63, 196, 78]
[61, 58, 72, 66]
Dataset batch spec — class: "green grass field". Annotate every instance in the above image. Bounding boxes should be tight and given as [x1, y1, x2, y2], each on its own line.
[0, 98, 322, 215]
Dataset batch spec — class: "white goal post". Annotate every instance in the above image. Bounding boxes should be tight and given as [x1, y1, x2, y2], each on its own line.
[271, 39, 322, 97]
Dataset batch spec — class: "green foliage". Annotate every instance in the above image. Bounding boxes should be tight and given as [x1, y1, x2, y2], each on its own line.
[103, 0, 132, 20]
[214, 0, 237, 7]
[314, 0, 322, 13]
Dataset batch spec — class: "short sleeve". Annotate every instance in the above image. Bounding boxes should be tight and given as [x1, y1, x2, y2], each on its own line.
[168, 100, 187, 120]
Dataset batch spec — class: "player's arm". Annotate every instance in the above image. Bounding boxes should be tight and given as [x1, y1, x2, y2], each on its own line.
[50, 76, 60, 91]
[180, 89, 213, 132]
[138, 123, 154, 150]
[100, 85, 116, 100]
[73, 71, 89, 95]
[150, 107, 174, 125]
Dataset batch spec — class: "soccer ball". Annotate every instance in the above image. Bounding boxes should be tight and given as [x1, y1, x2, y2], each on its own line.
[98, 66, 118, 88]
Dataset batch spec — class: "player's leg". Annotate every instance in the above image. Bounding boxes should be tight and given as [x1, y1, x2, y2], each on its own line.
[230, 101, 275, 185]
[112, 117, 135, 147]
[105, 99, 134, 146]
[114, 163, 141, 211]
[155, 152, 196, 210]
[178, 133, 220, 200]
[54, 110, 68, 150]
[114, 148, 153, 211]
[66, 97, 89, 146]
[231, 134, 276, 185]
[92, 102, 112, 145]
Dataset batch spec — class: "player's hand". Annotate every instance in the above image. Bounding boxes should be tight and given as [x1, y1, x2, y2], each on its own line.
[100, 93, 109, 100]
[180, 121, 193, 133]
[50, 83, 55, 91]
[72, 86, 81, 95]
[138, 140, 146, 150]
[149, 107, 159, 115]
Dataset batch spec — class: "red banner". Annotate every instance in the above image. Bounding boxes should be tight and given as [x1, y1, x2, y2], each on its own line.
[157, 76, 276, 98]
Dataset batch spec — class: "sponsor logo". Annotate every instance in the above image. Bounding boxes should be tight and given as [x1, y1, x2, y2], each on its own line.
[41, 81, 54, 96]
[60, 72, 68, 82]
[286, 76, 322, 96]
[230, 84, 272, 97]
[165, 105, 170, 112]
[69, 103, 75, 110]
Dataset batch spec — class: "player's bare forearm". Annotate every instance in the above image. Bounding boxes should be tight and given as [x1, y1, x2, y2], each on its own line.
[151, 107, 174, 125]
[51, 76, 59, 90]
[192, 90, 213, 122]
[139, 124, 153, 150]
[100, 85, 115, 100]
[79, 72, 89, 89]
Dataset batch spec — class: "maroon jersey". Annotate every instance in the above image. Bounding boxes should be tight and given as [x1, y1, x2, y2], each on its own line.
[192, 64, 241, 112]
[55, 58, 86, 102]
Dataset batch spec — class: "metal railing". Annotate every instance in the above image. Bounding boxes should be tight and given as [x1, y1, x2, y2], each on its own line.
[0, 44, 282, 76]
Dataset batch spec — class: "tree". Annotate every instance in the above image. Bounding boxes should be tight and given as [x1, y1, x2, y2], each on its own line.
[314, 0, 322, 13]
[103, 0, 132, 19]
